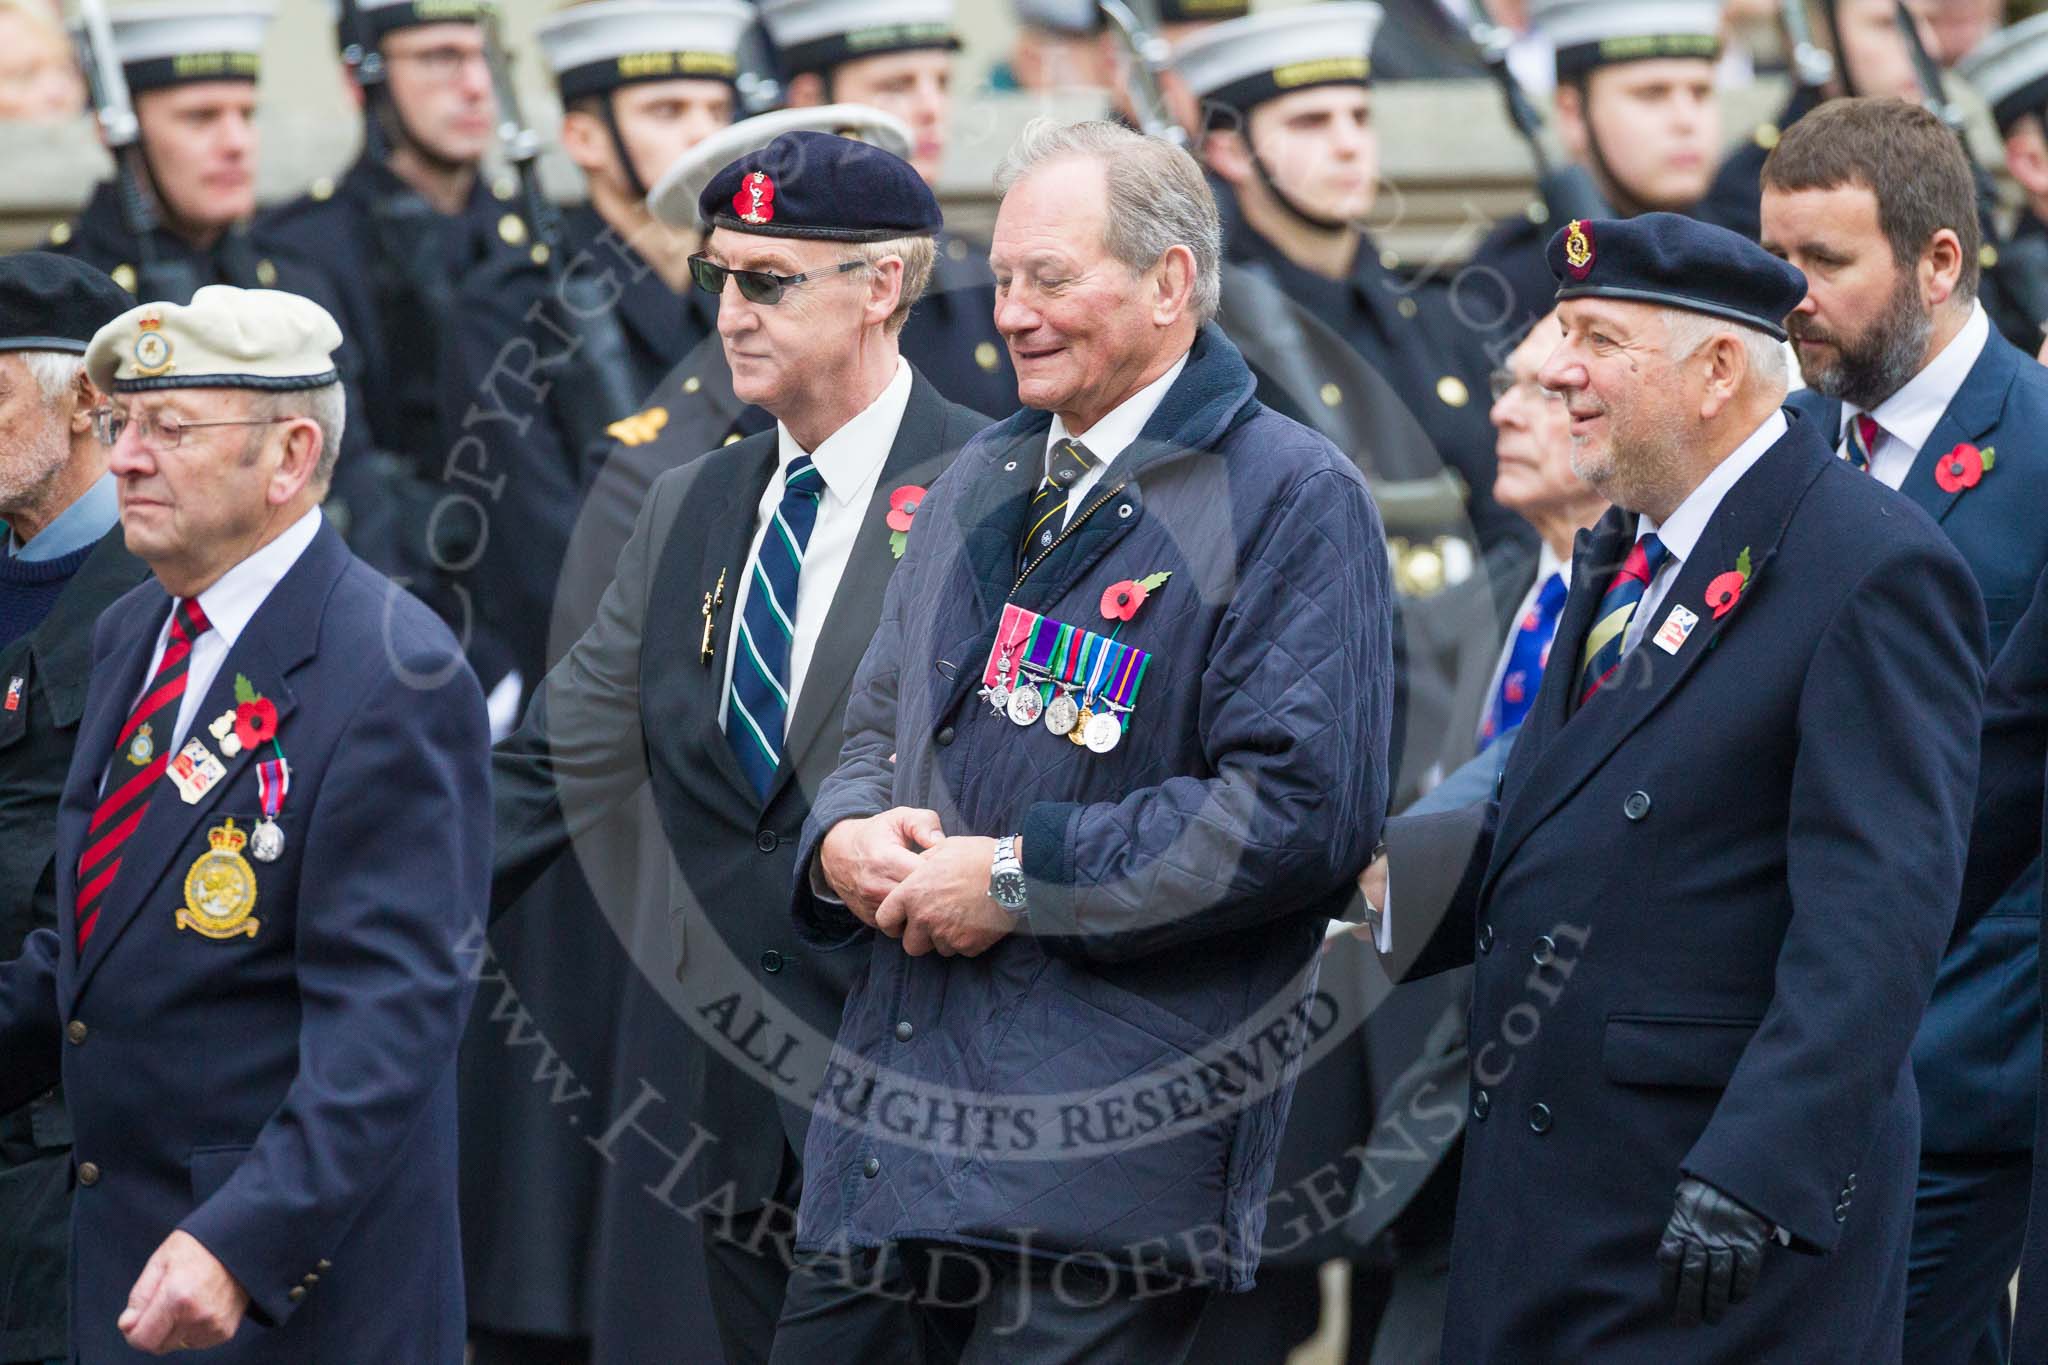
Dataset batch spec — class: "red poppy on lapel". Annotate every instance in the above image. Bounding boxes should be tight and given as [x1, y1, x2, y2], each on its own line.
[232, 674, 278, 750]
[1934, 442, 1994, 495]
[887, 485, 926, 560]
[1705, 545, 1753, 621]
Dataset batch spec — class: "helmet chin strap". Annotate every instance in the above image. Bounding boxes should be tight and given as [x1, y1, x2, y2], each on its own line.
[1250, 148, 1353, 235]
[597, 90, 651, 205]
[1574, 77, 1649, 219]
[371, 82, 470, 179]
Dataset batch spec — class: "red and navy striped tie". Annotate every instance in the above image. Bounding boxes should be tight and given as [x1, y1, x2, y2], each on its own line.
[1577, 534, 1669, 707]
[76, 598, 211, 950]
[1844, 413, 1879, 473]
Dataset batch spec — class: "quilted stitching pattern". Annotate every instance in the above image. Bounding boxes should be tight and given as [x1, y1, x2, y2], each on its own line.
[789, 329, 1394, 1291]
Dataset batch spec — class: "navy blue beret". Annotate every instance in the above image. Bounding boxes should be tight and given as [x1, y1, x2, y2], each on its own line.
[699, 130, 941, 243]
[0, 252, 137, 355]
[1546, 212, 1808, 343]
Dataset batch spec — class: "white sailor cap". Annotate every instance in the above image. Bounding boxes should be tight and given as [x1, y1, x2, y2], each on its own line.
[757, 0, 958, 77]
[1959, 14, 2048, 134]
[86, 286, 345, 395]
[336, 0, 495, 47]
[1011, 0, 1098, 37]
[1170, 3, 1380, 117]
[97, 2, 274, 93]
[646, 101, 912, 227]
[536, 0, 753, 101]
[1529, 0, 1722, 82]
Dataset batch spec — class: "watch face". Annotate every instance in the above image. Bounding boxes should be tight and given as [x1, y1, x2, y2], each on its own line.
[992, 870, 1028, 910]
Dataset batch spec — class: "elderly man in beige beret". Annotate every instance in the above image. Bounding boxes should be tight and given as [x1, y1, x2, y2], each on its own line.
[0, 285, 490, 1362]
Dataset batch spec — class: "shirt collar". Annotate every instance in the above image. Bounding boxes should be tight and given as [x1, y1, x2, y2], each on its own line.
[776, 358, 912, 509]
[1641, 409, 1788, 563]
[1535, 538, 1568, 587]
[1044, 351, 1190, 472]
[10, 473, 119, 562]
[191, 507, 324, 650]
[1842, 300, 1990, 454]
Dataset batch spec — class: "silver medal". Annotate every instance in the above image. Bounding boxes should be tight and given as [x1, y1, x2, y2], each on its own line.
[249, 817, 286, 863]
[979, 681, 1012, 714]
[1084, 712, 1123, 753]
[1006, 687, 1044, 726]
[1044, 691, 1080, 736]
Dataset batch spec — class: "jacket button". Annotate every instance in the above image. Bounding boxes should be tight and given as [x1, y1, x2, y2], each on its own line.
[760, 950, 784, 974]
[1528, 1103, 1553, 1134]
[66, 1020, 87, 1045]
[317, 1259, 332, 1271]
[1477, 923, 1494, 954]
[289, 1286, 306, 1302]
[1835, 1205, 1848, 1222]
[935, 726, 955, 747]
[1472, 1089, 1490, 1120]
[1623, 791, 1652, 821]
[76, 1162, 100, 1186]
[756, 830, 779, 852]
[303, 1273, 319, 1285]
[894, 1020, 914, 1042]
[1846, 1173, 1856, 1189]
[1532, 935, 1556, 965]
[862, 1156, 880, 1178]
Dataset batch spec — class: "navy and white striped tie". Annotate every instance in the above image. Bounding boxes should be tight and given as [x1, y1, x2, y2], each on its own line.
[725, 456, 822, 800]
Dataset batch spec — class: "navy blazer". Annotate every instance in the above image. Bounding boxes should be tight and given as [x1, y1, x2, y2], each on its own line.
[1387, 412, 1986, 1361]
[0, 521, 490, 1364]
[1954, 564, 2048, 1359]
[1789, 324, 2048, 1153]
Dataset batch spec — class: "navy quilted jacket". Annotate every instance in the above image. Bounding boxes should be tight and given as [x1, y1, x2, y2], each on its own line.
[789, 325, 1394, 1291]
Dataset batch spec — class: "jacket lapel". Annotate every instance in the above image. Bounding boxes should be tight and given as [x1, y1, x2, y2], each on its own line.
[1487, 423, 1831, 885]
[1899, 331, 2016, 526]
[71, 526, 343, 998]
[774, 377, 956, 792]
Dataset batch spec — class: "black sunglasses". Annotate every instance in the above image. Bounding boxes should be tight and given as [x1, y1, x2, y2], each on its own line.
[688, 254, 867, 305]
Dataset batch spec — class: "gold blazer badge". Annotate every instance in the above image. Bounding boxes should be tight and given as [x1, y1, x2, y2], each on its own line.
[177, 819, 260, 939]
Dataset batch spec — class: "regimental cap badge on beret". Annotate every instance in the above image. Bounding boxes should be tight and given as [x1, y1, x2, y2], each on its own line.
[133, 314, 174, 376]
[86, 285, 345, 394]
[1545, 212, 1807, 342]
[1564, 219, 1594, 280]
[735, 171, 776, 225]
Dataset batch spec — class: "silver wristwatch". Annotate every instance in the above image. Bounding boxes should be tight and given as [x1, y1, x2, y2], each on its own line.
[990, 835, 1028, 916]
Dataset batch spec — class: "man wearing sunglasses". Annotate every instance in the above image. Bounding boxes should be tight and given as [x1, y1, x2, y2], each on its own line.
[763, 0, 1018, 418]
[0, 284, 489, 1362]
[490, 130, 988, 1365]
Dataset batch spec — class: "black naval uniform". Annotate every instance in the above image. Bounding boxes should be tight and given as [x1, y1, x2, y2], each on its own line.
[1982, 210, 2048, 355]
[1465, 207, 1573, 350]
[1696, 83, 1824, 242]
[441, 203, 719, 695]
[47, 181, 337, 309]
[439, 201, 723, 1360]
[1226, 219, 1522, 551]
[898, 229, 1018, 419]
[258, 156, 532, 645]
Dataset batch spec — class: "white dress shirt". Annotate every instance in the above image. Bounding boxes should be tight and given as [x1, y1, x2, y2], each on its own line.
[1838, 301, 1989, 492]
[719, 358, 912, 731]
[1628, 409, 1788, 654]
[122, 507, 323, 766]
[1042, 352, 1189, 529]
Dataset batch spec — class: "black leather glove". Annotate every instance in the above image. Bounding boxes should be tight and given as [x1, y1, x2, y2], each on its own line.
[1656, 1176, 1770, 1326]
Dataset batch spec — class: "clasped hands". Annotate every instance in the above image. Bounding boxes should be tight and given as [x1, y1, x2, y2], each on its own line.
[818, 808, 1016, 957]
